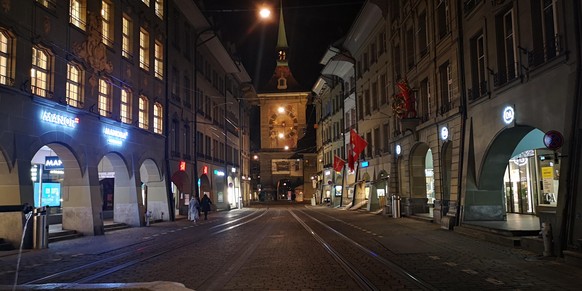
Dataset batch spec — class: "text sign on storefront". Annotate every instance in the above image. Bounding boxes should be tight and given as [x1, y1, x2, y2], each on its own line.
[40, 110, 79, 128]
[103, 127, 129, 146]
[44, 156, 64, 170]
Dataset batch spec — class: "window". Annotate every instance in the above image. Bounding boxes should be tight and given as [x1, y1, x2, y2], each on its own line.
[373, 127, 380, 156]
[139, 28, 150, 70]
[378, 30, 386, 55]
[153, 102, 163, 134]
[101, 0, 113, 46]
[418, 11, 428, 56]
[141, 0, 149, 7]
[184, 23, 191, 59]
[382, 123, 390, 152]
[406, 26, 415, 69]
[70, 0, 86, 30]
[36, 0, 56, 9]
[0, 29, 14, 86]
[139, 95, 149, 129]
[120, 88, 132, 124]
[155, 0, 163, 19]
[172, 120, 180, 154]
[495, 9, 517, 85]
[98, 78, 112, 117]
[183, 76, 191, 107]
[371, 81, 378, 111]
[531, 0, 559, 66]
[439, 61, 452, 113]
[154, 41, 163, 79]
[171, 67, 179, 99]
[470, 33, 487, 99]
[364, 89, 370, 116]
[184, 126, 191, 158]
[66, 63, 83, 107]
[122, 15, 132, 58]
[436, 0, 450, 40]
[419, 78, 431, 120]
[380, 74, 387, 105]
[31, 46, 51, 97]
[393, 44, 401, 80]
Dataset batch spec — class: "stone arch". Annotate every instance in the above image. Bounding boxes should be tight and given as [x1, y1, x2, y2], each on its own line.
[98, 152, 137, 225]
[409, 142, 431, 199]
[139, 158, 167, 224]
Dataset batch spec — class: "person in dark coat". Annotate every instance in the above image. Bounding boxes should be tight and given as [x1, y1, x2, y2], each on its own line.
[200, 194, 212, 220]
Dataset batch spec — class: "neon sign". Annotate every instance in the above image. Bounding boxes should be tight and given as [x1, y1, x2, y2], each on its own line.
[40, 110, 79, 128]
[44, 156, 63, 170]
[503, 106, 515, 124]
[213, 169, 225, 176]
[179, 160, 186, 172]
[103, 127, 128, 146]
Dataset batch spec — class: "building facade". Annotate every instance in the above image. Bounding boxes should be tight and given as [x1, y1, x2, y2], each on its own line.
[314, 0, 582, 257]
[0, 0, 254, 249]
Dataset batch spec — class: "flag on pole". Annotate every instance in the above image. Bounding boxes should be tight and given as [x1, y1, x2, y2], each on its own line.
[333, 155, 345, 172]
[350, 129, 368, 162]
[348, 148, 355, 171]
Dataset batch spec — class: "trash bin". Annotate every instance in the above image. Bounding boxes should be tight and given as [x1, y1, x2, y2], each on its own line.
[33, 207, 49, 249]
[391, 195, 401, 218]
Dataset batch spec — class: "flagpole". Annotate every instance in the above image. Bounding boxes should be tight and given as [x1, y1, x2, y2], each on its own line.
[353, 161, 359, 207]
[340, 162, 346, 207]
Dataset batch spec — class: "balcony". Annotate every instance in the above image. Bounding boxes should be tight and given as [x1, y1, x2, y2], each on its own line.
[527, 34, 562, 68]
[467, 80, 489, 102]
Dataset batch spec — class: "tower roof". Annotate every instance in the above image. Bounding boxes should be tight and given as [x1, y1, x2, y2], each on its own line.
[259, 0, 305, 93]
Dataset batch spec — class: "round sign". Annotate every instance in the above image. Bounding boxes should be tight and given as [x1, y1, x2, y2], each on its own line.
[503, 106, 515, 124]
[440, 126, 449, 140]
[395, 144, 401, 155]
[543, 130, 564, 150]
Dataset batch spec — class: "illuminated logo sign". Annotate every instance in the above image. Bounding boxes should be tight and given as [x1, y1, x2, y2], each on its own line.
[214, 170, 225, 176]
[361, 161, 369, 168]
[103, 127, 128, 146]
[44, 156, 63, 170]
[395, 144, 402, 156]
[503, 106, 515, 124]
[440, 126, 449, 140]
[202, 166, 209, 175]
[179, 160, 186, 172]
[40, 111, 79, 128]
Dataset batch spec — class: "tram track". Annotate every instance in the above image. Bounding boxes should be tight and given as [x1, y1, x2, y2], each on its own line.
[20, 208, 268, 286]
[291, 209, 438, 291]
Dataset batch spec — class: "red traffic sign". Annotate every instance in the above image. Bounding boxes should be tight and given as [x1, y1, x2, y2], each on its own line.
[543, 130, 564, 150]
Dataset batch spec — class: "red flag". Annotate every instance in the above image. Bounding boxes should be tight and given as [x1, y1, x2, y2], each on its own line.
[348, 148, 355, 171]
[333, 155, 345, 172]
[350, 129, 368, 161]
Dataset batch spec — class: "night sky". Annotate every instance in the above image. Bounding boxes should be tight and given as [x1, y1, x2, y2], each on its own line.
[201, 0, 365, 91]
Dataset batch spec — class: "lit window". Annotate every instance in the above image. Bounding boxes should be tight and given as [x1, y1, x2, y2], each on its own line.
[36, 0, 56, 9]
[0, 29, 14, 86]
[31, 46, 50, 97]
[139, 28, 149, 70]
[101, 0, 113, 46]
[120, 88, 132, 124]
[139, 95, 149, 129]
[70, 0, 87, 30]
[154, 41, 163, 79]
[141, 0, 150, 7]
[98, 78, 112, 117]
[66, 63, 83, 107]
[122, 15, 132, 58]
[155, 0, 163, 19]
[153, 102, 163, 134]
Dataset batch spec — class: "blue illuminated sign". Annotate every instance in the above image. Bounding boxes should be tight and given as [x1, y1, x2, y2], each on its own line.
[44, 156, 63, 170]
[103, 127, 129, 146]
[33, 182, 61, 207]
[361, 161, 369, 168]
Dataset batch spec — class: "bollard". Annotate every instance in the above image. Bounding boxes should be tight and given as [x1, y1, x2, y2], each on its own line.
[161, 212, 164, 221]
[540, 222, 553, 257]
[145, 210, 152, 226]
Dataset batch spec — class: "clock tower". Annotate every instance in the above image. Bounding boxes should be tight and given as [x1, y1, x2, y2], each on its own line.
[255, 1, 312, 201]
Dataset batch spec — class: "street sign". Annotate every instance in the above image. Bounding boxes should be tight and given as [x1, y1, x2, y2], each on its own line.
[543, 130, 564, 150]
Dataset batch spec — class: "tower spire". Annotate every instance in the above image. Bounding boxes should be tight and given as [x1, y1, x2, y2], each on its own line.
[276, 0, 288, 49]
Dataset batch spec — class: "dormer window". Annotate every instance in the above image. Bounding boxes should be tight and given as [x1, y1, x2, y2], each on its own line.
[277, 77, 287, 89]
[278, 50, 286, 61]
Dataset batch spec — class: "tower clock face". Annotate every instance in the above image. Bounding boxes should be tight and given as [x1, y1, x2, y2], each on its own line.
[268, 106, 298, 146]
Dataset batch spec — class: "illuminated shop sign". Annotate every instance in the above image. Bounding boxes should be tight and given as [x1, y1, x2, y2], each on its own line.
[44, 156, 63, 170]
[179, 160, 186, 171]
[395, 144, 402, 156]
[40, 110, 79, 128]
[503, 106, 515, 124]
[440, 126, 449, 140]
[103, 127, 128, 146]
[361, 161, 369, 168]
[214, 170, 225, 176]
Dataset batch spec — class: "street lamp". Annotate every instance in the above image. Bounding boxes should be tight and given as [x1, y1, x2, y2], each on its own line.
[259, 7, 271, 19]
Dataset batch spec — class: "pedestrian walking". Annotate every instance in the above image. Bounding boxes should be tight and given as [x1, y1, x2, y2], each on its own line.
[200, 194, 212, 220]
[189, 196, 200, 223]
